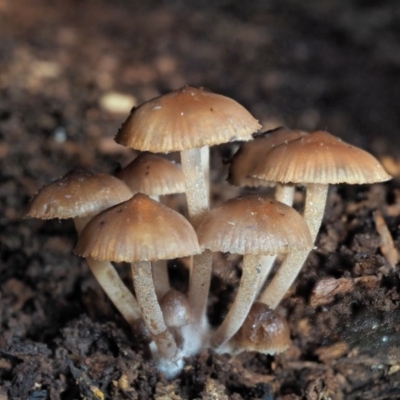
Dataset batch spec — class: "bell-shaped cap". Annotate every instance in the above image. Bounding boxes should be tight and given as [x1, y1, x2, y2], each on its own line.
[196, 194, 312, 255]
[116, 152, 185, 195]
[115, 86, 261, 152]
[25, 169, 133, 220]
[228, 127, 308, 187]
[74, 193, 200, 262]
[251, 130, 392, 185]
[231, 301, 291, 355]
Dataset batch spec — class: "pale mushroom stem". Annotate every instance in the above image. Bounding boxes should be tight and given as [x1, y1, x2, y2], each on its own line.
[259, 184, 328, 309]
[152, 260, 170, 299]
[259, 250, 310, 309]
[74, 217, 141, 326]
[180, 148, 212, 325]
[200, 145, 210, 200]
[131, 261, 179, 360]
[180, 148, 210, 228]
[212, 253, 261, 350]
[255, 184, 295, 295]
[255, 255, 276, 295]
[275, 183, 295, 206]
[303, 183, 329, 243]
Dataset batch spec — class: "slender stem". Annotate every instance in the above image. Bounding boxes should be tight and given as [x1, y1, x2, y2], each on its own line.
[131, 261, 178, 360]
[188, 250, 213, 323]
[212, 254, 261, 350]
[303, 183, 329, 243]
[275, 183, 295, 206]
[255, 254, 276, 296]
[152, 260, 170, 299]
[74, 218, 141, 327]
[86, 258, 142, 324]
[180, 148, 209, 229]
[259, 250, 310, 309]
[200, 146, 210, 202]
[180, 148, 212, 329]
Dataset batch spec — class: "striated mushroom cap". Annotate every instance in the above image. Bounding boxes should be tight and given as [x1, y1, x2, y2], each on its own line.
[231, 301, 291, 355]
[196, 194, 312, 255]
[251, 131, 392, 185]
[25, 169, 133, 220]
[116, 152, 185, 195]
[115, 86, 261, 152]
[228, 127, 308, 187]
[74, 193, 200, 262]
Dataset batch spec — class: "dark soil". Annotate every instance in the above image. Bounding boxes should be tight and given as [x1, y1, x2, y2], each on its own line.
[1, 0, 400, 399]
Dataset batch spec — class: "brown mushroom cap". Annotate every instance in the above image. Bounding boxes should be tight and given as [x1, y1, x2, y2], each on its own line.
[115, 86, 261, 152]
[232, 301, 291, 354]
[74, 193, 200, 262]
[228, 127, 309, 187]
[116, 152, 185, 195]
[251, 130, 392, 184]
[196, 194, 312, 255]
[25, 169, 133, 220]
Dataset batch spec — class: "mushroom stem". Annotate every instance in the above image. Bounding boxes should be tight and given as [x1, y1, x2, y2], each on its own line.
[74, 218, 142, 327]
[303, 183, 329, 242]
[255, 255, 276, 295]
[188, 250, 213, 324]
[212, 253, 261, 350]
[152, 260, 170, 299]
[131, 261, 179, 360]
[180, 148, 209, 228]
[259, 250, 310, 309]
[275, 183, 295, 206]
[200, 145, 210, 200]
[180, 148, 212, 328]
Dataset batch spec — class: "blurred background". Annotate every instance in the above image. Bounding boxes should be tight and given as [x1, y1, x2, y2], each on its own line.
[1, 0, 400, 198]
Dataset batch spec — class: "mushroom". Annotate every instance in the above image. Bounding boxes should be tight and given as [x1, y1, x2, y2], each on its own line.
[227, 301, 291, 355]
[73, 193, 200, 377]
[196, 194, 312, 349]
[25, 169, 141, 328]
[228, 127, 308, 205]
[228, 127, 309, 294]
[116, 152, 186, 298]
[116, 152, 185, 201]
[252, 131, 392, 308]
[115, 86, 261, 328]
[160, 289, 192, 350]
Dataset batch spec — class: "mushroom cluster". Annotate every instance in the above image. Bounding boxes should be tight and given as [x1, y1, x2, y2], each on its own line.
[25, 86, 392, 378]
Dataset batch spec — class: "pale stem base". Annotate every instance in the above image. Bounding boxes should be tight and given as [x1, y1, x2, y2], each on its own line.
[212, 253, 261, 350]
[131, 261, 178, 360]
[74, 217, 141, 327]
[259, 250, 310, 309]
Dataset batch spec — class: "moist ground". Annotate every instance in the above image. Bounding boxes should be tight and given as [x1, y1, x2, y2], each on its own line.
[1, 1, 400, 398]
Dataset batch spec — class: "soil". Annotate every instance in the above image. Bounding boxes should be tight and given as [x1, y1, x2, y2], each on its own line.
[1, 0, 400, 399]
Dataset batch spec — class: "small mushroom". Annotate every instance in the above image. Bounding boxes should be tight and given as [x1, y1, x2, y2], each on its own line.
[160, 289, 192, 350]
[115, 86, 261, 330]
[74, 193, 200, 377]
[25, 169, 141, 328]
[228, 127, 309, 294]
[196, 194, 312, 349]
[228, 301, 291, 355]
[252, 131, 392, 308]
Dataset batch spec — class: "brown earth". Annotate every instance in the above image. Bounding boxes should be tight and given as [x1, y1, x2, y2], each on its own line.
[1, 0, 400, 398]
